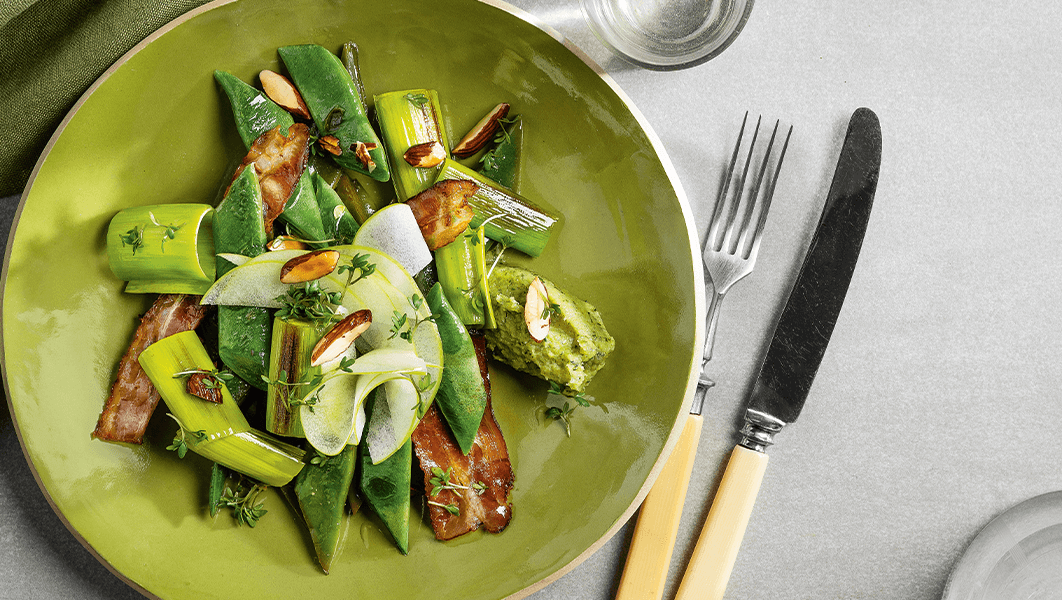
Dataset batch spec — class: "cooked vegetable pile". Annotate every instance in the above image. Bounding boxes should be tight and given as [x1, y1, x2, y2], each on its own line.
[91, 41, 614, 573]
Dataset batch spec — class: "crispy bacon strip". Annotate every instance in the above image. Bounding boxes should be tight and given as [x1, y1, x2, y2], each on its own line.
[406, 179, 478, 250]
[233, 123, 310, 237]
[92, 294, 210, 444]
[412, 334, 514, 540]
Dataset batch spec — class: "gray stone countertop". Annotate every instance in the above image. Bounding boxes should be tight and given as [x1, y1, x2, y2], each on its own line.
[5, 0, 1062, 598]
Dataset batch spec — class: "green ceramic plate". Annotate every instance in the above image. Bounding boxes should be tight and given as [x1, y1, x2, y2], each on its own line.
[2, 1, 703, 598]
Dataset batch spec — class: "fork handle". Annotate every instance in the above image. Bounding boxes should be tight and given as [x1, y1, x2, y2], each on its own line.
[702, 289, 724, 363]
[614, 414, 703, 600]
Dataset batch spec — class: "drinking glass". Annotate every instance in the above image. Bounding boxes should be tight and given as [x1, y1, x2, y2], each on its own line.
[582, 0, 755, 70]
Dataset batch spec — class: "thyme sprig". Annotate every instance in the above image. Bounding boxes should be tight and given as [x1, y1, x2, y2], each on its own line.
[336, 253, 376, 303]
[275, 281, 343, 322]
[218, 483, 269, 527]
[544, 381, 592, 437]
[164, 413, 207, 458]
[388, 294, 436, 342]
[428, 466, 486, 497]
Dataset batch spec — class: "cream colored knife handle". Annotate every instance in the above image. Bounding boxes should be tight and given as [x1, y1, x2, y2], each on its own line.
[674, 444, 768, 600]
[615, 414, 703, 600]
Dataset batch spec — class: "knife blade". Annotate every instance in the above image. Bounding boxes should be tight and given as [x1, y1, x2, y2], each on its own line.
[674, 107, 881, 600]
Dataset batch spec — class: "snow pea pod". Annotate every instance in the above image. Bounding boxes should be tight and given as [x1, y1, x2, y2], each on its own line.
[278, 44, 390, 182]
[214, 70, 295, 149]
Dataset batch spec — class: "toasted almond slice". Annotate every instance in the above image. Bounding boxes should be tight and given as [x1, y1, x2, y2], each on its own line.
[267, 235, 309, 251]
[524, 277, 550, 342]
[318, 135, 343, 156]
[353, 141, 378, 172]
[403, 140, 447, 168]
[311, 310, 373, 366]
[452, 103, 510, 158]
[260, 70, 311, 120]
[187, 373, 223, 404]
[280, 249, 341, 284]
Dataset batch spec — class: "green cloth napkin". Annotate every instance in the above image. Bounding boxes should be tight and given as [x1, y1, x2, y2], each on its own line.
[0, 0, 217, 198]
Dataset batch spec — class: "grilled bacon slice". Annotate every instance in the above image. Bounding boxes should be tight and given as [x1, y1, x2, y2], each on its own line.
[234, 122, 311, 237]
[92, 294, 210, 444]
[406, 179, 478, 251]
[412, 334, 513, 539]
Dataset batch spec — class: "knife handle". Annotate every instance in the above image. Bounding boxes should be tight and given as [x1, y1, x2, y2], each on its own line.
[674, 444, 768, 600]
[614, 414, 703, 600]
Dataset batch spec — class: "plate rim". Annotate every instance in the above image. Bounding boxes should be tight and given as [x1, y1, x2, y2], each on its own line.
[0, 1, 705, 598]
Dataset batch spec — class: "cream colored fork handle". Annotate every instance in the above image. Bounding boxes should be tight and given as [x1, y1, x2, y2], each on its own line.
[614, 414, 702, 600]
[674, 445, 768, 600]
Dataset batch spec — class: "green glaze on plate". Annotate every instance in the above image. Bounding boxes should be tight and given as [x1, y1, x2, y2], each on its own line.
[1, 1, 703, 599]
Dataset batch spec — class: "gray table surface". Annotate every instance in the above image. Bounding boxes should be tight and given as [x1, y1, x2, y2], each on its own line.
[6, 0, 1062, 598]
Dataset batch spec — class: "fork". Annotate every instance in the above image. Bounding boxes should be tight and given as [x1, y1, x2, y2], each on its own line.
[614, 113, 791, 600]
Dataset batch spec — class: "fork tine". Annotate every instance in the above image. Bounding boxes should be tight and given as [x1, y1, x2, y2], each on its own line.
[720, 115, 761, 254]
[746, 124, 792, 259]
[735, 119, 780, 258]
[705, 112, 749, 253]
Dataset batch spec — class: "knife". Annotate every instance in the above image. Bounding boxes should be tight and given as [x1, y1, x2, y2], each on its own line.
[673, 107, 881, 600]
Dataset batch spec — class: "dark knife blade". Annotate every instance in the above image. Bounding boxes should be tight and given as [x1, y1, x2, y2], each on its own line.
[745, 108, 881, 433]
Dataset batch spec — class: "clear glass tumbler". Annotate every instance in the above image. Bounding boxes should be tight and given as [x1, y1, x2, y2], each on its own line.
[582, 0, 755, 70]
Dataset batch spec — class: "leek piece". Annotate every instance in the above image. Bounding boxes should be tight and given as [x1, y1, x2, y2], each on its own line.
[278, 171, 329, 247]
[214, 164, 272, 390]
[435, 160, 557, 257]
[375, 89, 451, 202]
[214, 70, 295, 149]
[266, 317, 330, 437]
[108, 204, 216, 294]
[426, 283, 488, 454]
[312, 172, 359, 245]
[434, 224, 495, 327]
[138, 331, 305, 486]
[294, 445, 356, 573]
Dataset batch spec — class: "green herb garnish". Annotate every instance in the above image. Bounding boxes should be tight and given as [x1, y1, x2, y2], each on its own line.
[164, 413, 207, 458]
[544, 381, 592, 437]
[275, 281, 343, 322]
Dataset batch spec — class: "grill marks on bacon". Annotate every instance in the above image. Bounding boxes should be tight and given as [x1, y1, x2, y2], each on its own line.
[92, 294, 209, 444]
[412, 334, 514, 540]
[232, 123, 311, 237]
[406, 179, 478, 251]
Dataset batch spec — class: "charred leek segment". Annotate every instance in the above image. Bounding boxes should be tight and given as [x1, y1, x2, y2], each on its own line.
[108, 204, 216, 294]
[266, 317, 330, 438]
[138, 331, 305, 487]
[214, 70, 295, 149]
[359, 397, 412, 555]
[434, 225, 495, 328]
[278, 44, 390, 182]
[214, 166, 272, 390]
[478, 115, 522, 191]
[435, 160, 557, 257]
[278, 170, 328, 247]
[312, 172, 359, 245]
[426, 283, 488, 455]
[294, 445, 356, 573]
[375, 89, 450, 201]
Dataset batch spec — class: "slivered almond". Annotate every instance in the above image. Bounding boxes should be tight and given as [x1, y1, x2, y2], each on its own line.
[311, 310, 373, 366]
[267, 236, 309, 251]
[452, 103, 510, 158]
[318, 135, 343, 156]
[353, 141, 378, 172]
[403, 141, 446, 168]
[279, 249, 340, 284]
[260, 70, 311, 120]
[524, 277, 550, 342]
